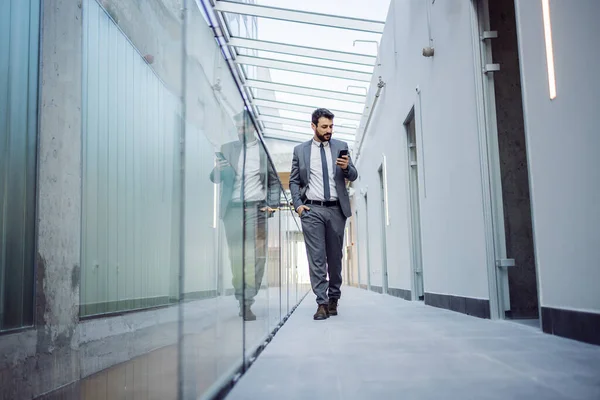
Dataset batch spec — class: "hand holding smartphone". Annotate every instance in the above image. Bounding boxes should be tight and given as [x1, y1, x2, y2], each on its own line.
[336, 149, 350, 170]
[337, 149, 349, 158]
[215, 152, 229, 168]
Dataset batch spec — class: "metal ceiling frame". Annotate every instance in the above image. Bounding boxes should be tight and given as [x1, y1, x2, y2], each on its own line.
[261, 122, 357, 140]
[246, 80, 366, 103]
[228, 37, 376, 66]
[258, 115, 358, 134]
[263, 129, 355, 143]
[208, 0, 384, 144]
[235, 55, 372, 82]
[252, 99, 362, 121]
[213, 0, 385, 33]
[261, 121, 318, 135]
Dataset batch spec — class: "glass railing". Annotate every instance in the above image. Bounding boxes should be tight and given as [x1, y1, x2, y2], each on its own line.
[26, 0, 309, 398]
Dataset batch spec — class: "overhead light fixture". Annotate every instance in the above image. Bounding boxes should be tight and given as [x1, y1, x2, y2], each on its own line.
[542, 0, 557, 100]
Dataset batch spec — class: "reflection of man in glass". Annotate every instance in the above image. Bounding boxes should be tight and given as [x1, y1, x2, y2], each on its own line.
[210, 110, 280, 321]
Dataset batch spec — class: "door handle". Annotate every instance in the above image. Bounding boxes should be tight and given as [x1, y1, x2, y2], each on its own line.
[496, 259, 515, 268]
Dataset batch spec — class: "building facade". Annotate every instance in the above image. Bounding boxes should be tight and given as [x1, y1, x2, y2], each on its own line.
[351, 0, 599, 345]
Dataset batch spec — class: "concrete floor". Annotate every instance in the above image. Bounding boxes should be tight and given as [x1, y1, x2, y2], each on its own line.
[227, 286, 600, 400]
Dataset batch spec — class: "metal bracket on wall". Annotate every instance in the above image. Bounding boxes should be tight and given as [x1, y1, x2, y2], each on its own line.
[496, 259, 516, 268]
[484, 63, 501, 74]
[481, 30, 498, 40]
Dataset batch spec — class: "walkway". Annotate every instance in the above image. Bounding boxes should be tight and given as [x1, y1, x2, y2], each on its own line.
[227, 287, 600, 399]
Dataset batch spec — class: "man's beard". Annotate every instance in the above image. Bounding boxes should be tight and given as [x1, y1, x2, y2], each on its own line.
[315, 131, 331, 142]
[239, 132, 256, 143]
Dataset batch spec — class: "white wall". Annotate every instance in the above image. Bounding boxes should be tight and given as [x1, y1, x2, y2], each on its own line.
[353, 0, 491, 300]
[514, 0, 600, 313]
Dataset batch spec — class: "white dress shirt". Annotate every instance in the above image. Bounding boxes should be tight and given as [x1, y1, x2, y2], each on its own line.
[232, 139, 265, 203]
[306, 139, 338, 201]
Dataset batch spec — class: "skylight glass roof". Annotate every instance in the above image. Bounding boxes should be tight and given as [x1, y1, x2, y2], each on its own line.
[208, 0, 389, 144]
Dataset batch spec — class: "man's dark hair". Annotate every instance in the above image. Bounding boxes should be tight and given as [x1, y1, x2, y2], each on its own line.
[234, 109, 251, 124]
[312, 108, 335, 126]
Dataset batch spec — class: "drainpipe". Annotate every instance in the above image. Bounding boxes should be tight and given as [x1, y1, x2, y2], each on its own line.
[354, 76, 386, 163]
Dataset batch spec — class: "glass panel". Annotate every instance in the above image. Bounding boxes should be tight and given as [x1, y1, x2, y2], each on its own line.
[252, 93, 364, 118]
[80, 0, 184, 398]
[181, 5, 245, 397]
[0, 0, 40, 332]
[245, 65, 371, 96]
[267, 182, 282, 333]
[237, 49, 375, 74]
[15, 0, 309, 397]
[223, 13, 381, 56]
[81, 0, 182, 317]
[281, 204, 290, 315]
[262, 108, 359, 130]
[225, 0, 391, 21]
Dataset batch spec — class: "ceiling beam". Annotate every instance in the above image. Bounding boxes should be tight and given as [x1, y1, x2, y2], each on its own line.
[229, 37, 376, 66]
[259, 115, 357, 135]
[264, 128, 355, 143]
[235, 55, 371, 82]
[213, 1, 385, 34]
[262, 130, 312, 143]
[262, 122, 314, 136]
[245, 80, 366, 104]
[253, 99, 362, 121]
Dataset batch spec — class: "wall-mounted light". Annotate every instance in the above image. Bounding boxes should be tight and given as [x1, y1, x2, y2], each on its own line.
[213, 159, 218, 229]
[542, 0, 557, 100]
[422, 47, 435, 57]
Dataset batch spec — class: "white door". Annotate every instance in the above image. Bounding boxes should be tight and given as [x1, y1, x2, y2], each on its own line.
[363, 194, 372, 291]
[405, 112, 425, 300]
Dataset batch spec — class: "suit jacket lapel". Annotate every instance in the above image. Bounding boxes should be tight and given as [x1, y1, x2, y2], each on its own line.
[259, 145, 266, 185]
[330, 140, 340, 180]
[303, 140, 311, 182]
[231, 143, 242, 175]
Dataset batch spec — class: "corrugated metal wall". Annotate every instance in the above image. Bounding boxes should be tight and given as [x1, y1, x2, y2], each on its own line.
[0, 0, 40, 331]
[81, 0, 182, 316]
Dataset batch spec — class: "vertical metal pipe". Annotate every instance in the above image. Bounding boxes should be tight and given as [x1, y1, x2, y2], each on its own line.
[177, 1, 188, 398]
[355, 76, 386, 163]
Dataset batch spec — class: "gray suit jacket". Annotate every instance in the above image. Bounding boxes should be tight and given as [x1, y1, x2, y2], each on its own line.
[289, 138, 358, 218]
[210, 141, 280, 218]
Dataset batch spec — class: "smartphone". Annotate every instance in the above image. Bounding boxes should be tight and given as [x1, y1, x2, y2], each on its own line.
[338, 149, 349, 158]
[215, 151, 226, 160]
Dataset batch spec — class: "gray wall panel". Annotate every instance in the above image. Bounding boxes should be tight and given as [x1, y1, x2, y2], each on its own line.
[81, 0, 182, 315]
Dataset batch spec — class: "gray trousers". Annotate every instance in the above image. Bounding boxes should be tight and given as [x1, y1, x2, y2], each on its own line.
[300, 204, 347, 305]
[223, 202, 267, 306]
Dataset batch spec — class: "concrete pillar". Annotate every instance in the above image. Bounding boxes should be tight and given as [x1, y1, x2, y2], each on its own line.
[37, 0, 83, 344]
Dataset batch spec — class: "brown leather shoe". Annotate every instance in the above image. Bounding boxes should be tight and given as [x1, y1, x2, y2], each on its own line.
[328, 299, 338, 316]
[313, 304, 329, 320]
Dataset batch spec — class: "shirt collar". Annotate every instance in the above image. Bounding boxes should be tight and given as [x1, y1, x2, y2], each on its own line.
[312, 139, 330, 147]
